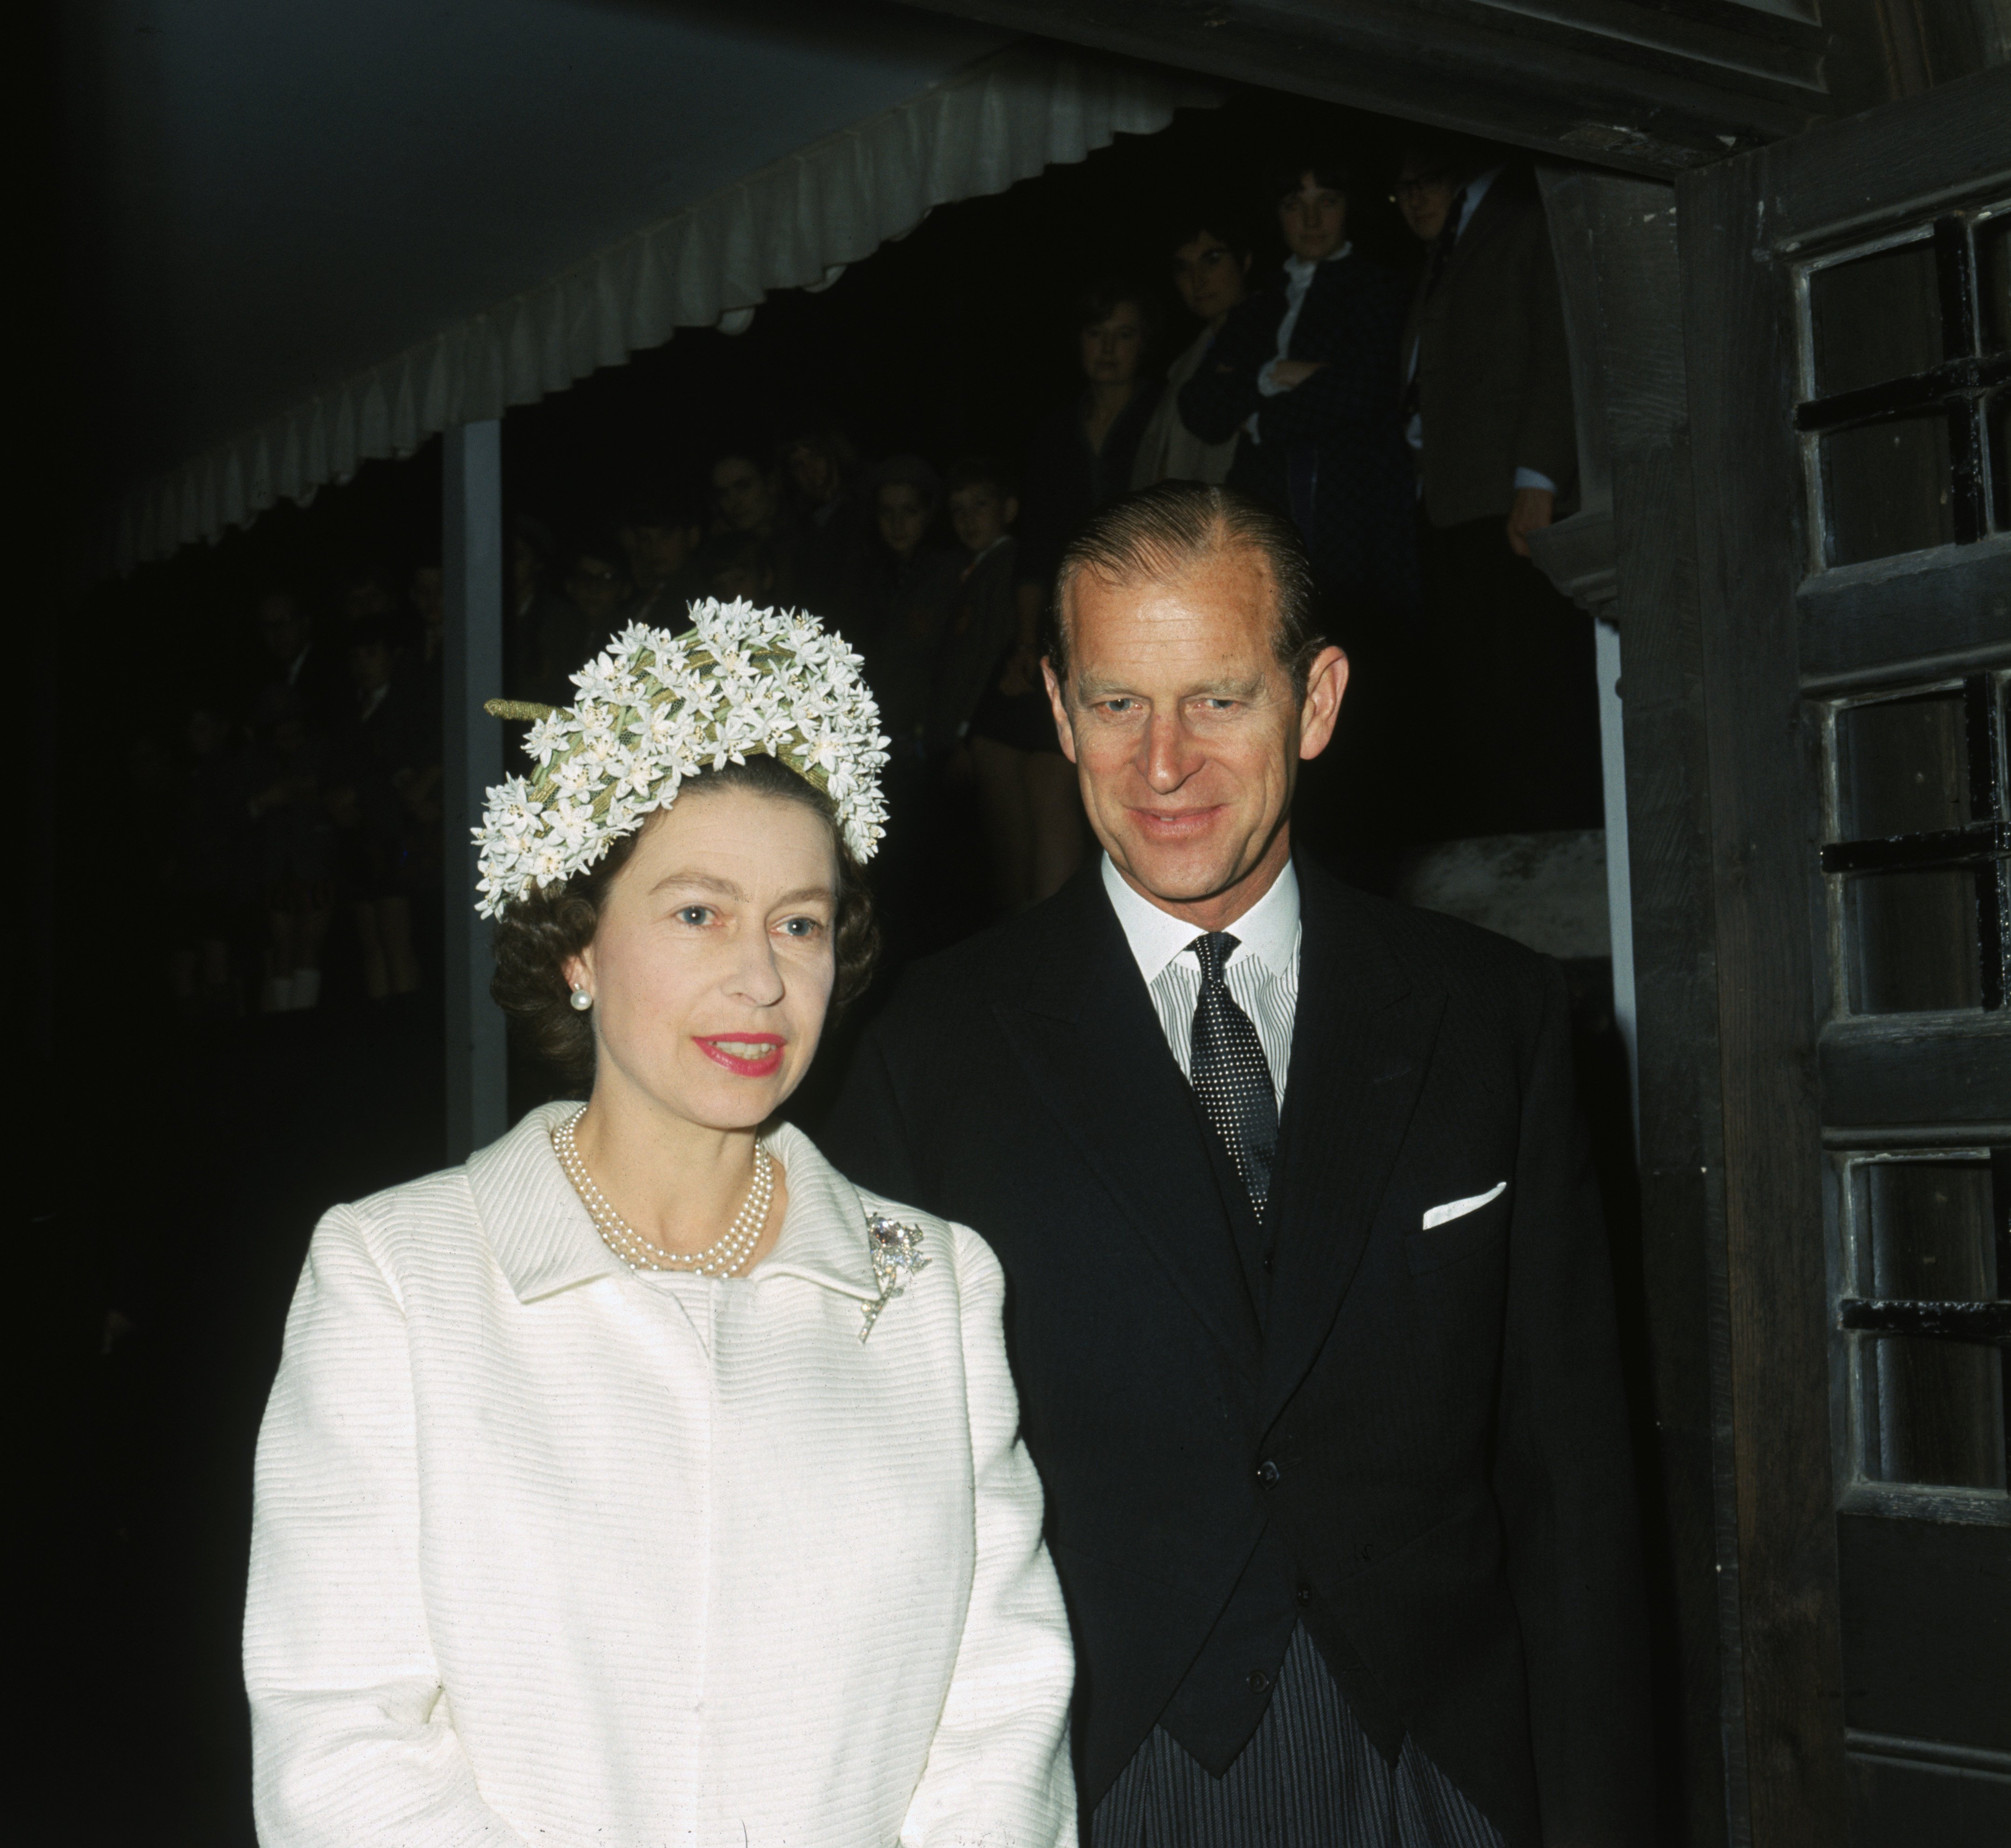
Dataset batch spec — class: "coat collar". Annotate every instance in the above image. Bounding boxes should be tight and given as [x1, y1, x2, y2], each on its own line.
[468, 1104, 880, 1304]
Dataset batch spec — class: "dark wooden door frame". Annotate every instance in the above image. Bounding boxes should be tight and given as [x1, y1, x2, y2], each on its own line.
[1530, 166, 1745, 1848]
[1678, 64, 2011, 1847]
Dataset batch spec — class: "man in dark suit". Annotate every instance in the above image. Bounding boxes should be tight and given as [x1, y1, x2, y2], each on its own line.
[827, 482, 1649, 1847]
[1179, 160, 1418, 622]
[1179, 159, 1421, 856]
[1397, 134, 1600, 838]
[253, 590, 350, 740]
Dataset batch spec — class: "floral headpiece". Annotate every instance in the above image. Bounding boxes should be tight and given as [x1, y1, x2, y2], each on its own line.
[473, 599, 888, 918]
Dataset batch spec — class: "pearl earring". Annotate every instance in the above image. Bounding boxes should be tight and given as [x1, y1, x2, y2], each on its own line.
[569, 986, 593, 1012]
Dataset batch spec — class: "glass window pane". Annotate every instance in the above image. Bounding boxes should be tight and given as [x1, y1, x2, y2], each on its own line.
[1845, 868, 1982, 1012]
[1979, 216, 2010, 356]
[1862, 1336, 2006, 1490]
[1865, 1160, 1997, 1300]
[1821, 414, 1956, 566]
[1836, 690, 1970, 839]
[1809, 238, 1943, 398]
[1990, 388, 2007, 534]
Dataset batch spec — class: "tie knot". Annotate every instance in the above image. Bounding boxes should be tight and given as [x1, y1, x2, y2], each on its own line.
[1189, 931, 1239, 985]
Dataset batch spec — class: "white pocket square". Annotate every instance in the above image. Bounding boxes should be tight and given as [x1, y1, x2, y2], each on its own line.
[1422, 1181, 1507, 1230]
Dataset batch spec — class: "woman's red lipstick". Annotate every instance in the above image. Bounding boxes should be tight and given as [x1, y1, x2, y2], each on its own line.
[693, 1034, 785, 1078]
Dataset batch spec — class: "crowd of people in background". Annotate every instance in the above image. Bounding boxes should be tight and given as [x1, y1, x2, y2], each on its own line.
[154, 129, 1600, 1020]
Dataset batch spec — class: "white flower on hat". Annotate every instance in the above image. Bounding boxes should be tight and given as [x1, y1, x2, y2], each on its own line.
[473, 599, 889, 918]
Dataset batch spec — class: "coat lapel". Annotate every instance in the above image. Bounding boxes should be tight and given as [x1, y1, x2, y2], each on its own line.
[1404, 175, 1521, 355]
[1257, 862, 1445, 1430]
[994, 869, 1263, 1374]
[1435, 176, 1519, 297]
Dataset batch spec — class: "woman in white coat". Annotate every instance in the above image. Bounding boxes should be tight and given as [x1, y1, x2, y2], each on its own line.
[245, 602, 1076, 1848]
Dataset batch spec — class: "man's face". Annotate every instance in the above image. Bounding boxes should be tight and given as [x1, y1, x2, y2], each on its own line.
[785, 444, 839, 505]
[1395, 161, 1460, 242]
[709, 558, 772, 602]
[623, 520, 699, 589]
[948, 482, 1016, 556]
[713, 458, 776, 532]
[1278, 174, 1348, 263]
[257, 595, 309, 661]
[343, 576, 395, 623]
[409, 567, 444, 631]
[1172, 232, 1249, 326]
[1045, 546, 1345, 914]
[350, 641, 392, 693]
[876, 483, 932, 559]
[566, 552, 631, 622]
[1079, 305, 1145, 387]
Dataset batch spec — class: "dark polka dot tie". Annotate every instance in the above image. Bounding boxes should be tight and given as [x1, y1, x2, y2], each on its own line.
[1188, 932, 1279, 1219]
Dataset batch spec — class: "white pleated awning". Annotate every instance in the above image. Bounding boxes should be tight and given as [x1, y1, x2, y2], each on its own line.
[71, 1, 1215, 574]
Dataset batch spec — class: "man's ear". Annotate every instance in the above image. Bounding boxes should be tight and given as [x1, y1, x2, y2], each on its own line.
[1042, 659, 1078, 764]
[1297, 645, 1350, 761]
[1003, 496, 1021, 528]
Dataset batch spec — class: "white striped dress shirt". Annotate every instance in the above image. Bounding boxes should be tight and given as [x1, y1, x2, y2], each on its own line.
[1100, 855, 1301, 1111]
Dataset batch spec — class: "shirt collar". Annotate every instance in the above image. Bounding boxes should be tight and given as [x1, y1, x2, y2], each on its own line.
[469, 1104, 880, 1304]
[1454, 166, 1502, 238]
[1282, 242, 1352, 286]
[1100, 852, 1301, 986]
[962, 534, 1010, 578]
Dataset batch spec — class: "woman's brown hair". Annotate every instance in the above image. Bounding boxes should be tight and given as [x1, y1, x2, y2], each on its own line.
[490, 753, 878, 1090]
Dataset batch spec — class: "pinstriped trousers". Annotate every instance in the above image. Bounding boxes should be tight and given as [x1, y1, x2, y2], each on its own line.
[1090, 1625, 1504, 1848]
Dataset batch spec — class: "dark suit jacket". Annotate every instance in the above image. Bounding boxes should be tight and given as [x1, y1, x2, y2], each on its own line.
[929, 536, 1019, 754]
[1179, 254, 1418, 611]
[1405, 170, 1578, 528]
[825, 857, 1650, 1846]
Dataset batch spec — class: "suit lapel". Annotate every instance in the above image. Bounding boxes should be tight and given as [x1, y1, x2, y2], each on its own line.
[1405, 177, 1520, 353]
[1433, 177, 1520, 301]
[1257, 863, 1445, 1430]
[995, 869, 1263, 1373]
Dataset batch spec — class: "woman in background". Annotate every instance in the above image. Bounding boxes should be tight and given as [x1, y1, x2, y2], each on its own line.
[1131, 197, 1254, 490]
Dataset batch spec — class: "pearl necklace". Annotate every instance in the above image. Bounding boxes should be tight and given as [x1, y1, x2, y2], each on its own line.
[552, 1106, 774, 1278]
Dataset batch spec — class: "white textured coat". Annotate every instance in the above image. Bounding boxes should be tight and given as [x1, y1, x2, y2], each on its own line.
[245, 1104, 1076, 1848]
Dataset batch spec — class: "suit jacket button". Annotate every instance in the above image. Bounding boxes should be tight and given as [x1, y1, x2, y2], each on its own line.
[1247, 1668, 1271, 1695]
[1257, 1460, 1280, 1486]
[1295, 1583, 1313, 1606]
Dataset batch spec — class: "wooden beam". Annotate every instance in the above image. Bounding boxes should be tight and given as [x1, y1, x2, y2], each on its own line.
[443, 421, 508, 1162]
[893, 0, 1831, 173]
[1680, 143, 1849, 1848]
[1534, 165, 1747, 1842]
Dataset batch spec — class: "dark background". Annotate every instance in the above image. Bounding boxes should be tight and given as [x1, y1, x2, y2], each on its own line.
[97, 85, 1425, 714]
[28, 81, 1645, 1848]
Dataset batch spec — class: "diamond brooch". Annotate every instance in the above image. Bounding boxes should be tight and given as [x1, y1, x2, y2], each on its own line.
[860, 1213, 931, 1343]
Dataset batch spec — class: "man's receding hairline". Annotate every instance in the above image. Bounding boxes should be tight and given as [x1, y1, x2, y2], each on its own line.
[1060, 523, 1279, 602]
